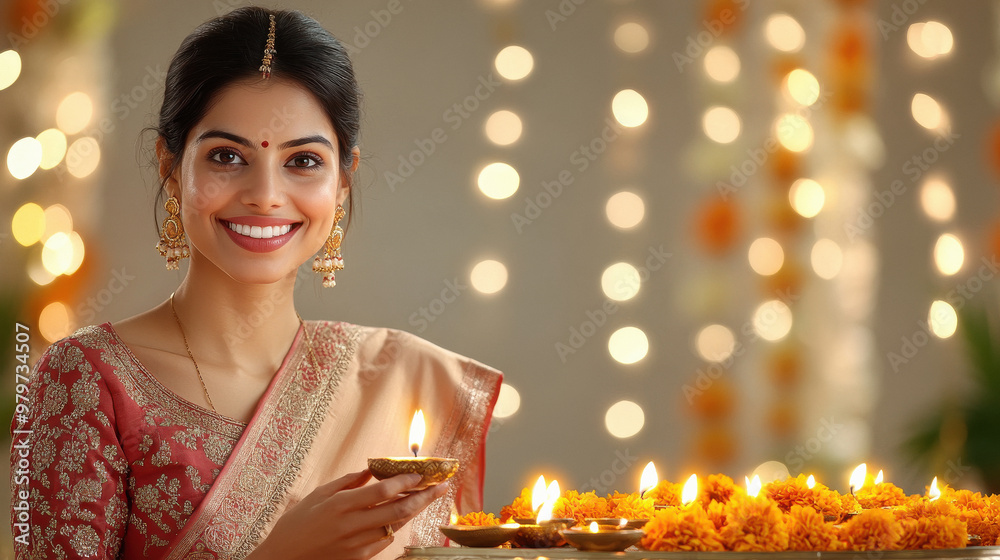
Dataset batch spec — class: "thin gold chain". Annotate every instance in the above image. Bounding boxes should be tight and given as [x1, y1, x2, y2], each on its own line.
[170, 293, 217, 412]
[169, 293, 316, 415]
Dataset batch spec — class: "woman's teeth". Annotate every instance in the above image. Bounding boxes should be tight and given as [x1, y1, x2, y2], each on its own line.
[227, 222, 292, 239]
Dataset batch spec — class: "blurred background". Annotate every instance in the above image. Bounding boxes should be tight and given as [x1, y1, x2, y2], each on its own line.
[3, 0, 1000, 552]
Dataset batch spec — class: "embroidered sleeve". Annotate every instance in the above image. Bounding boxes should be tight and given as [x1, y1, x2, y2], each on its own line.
[11, 336, 129, 559]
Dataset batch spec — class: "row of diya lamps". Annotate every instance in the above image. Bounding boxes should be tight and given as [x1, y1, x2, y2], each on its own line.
[367, 411, 950, 551]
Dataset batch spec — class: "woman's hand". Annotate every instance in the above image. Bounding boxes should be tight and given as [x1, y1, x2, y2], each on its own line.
[246, 470, 449, 560]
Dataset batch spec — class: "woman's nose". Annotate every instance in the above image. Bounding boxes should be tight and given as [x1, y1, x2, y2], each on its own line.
[240, 164, 284, 210]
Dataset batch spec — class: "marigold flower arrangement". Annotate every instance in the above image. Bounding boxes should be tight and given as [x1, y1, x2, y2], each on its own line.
[454, 511, 502, 527]
[786, 505, 842, 551]
[896, 516, 968, 549]
[644, 479, 683, 506]
[640, 503, 725, 552]
[839, 508, 904, 551]
[607, 491, 655, 520]
[856, 481, 910, 509]
[552, 490, 608, 523]
[498, 487, 532, 521]
[697, 473, 743, 507]
[720, 493, 790, 551]
[765, 474, 843, 518]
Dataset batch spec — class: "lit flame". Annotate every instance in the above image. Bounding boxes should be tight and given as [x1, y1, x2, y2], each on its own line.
[589, 521, 599, 533]
[619, 518, 628, 528]
[681, 474, 698, 505]
[409, 410, 425, 456]
[639, 461, 658, 497]
[531, 475, 547, 513]
[850, 463, 867, 493]
[875, 470, 884, 485]
[806, 474, 816, 489]
[449, 512, 458, 525]
[537, 479, 560, 523]
[929, 476, 941, 501]
[746, 474, 762, 498]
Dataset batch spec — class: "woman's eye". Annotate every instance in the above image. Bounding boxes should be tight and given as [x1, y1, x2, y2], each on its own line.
[209, 149, 245, 165]
[287, 154, 321, 168]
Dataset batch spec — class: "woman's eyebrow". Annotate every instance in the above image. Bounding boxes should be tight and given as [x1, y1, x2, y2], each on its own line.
[195, 130, 333, 150]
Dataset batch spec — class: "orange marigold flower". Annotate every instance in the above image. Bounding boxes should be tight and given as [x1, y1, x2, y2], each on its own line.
[960, 509, 1000, 546]
[839, 508, 904, 551]
[765, 475, 843, 518]
[952, 489, 988, 512]
[705, 500, 728, 530]
[499, 487, 533, 521]
[897, 516, 967, 549]
[640, 504, 725, 552]
[894, 498, 960, 522]
[553, 490, 608, 523]
[720, 494, 789, 551]
[607, 491, 655, 520]
[856, 482, 909, 509]
[697, 473, 743, 507]
[786, 505, 842, 551]
[455, 511, 501, 527]
[645, 480, 683, 507]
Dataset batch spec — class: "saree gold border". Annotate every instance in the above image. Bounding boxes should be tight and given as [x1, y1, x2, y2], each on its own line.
[408, 361, 499, 547]
[162, 321, 361, 560]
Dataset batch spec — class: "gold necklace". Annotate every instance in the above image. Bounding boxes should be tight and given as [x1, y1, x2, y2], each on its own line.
[169, 293, 316, 415]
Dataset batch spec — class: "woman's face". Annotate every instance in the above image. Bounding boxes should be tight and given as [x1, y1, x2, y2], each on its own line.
[161, 78, 356, 286]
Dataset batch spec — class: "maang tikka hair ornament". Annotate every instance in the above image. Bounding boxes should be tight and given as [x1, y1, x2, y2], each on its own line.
[156, 196, 190, 270]
[313, 205, 345, 287]
[259, 14, 276, 79]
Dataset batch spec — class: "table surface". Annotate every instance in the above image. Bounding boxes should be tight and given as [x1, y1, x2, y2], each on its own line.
[400, 547, 1000, 560]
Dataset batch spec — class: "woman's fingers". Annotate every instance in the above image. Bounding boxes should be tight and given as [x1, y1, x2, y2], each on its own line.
[331, 473, 423, 511]
[350, 480, 450, 533]
[313, 469, 373, 499]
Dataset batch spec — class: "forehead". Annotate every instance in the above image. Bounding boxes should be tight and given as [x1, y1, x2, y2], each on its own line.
[194, 79, 335, 142]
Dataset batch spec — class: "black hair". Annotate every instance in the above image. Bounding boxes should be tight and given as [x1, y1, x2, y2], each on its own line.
[153, 6, 361, 228]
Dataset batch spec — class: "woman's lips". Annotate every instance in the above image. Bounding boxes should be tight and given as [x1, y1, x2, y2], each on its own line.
[220, 219, 300, 253]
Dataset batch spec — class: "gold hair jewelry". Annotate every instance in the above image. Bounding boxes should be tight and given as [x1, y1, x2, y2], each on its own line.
[259, 14, 277, 79]
[156, 196, 190, 270]
[312, 205, 345, 288]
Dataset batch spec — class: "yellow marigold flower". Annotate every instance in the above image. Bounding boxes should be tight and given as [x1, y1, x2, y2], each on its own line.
[894, 498, 960, 522]
[499, 487, 533, 521]
[765, 474, 843, 518]
[640, 504, 724, 552]
[786, 505, 842, 551]
[454, 511, 501, 527]
[856, 482, 909, 509]
[645, 480, 683, 506]
[720, 494, 789, 551]
[897, 516, 967, 549]
[607, 491, 654, 520]
[840, 508, 904, 551]
[697, 473, 744, 507]
[553, 490, 608, 523]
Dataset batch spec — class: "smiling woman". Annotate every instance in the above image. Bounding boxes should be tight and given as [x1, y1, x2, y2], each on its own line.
[10, 7, 502, 560]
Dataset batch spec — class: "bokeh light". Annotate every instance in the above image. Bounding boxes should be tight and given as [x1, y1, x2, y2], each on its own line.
[929, 300, 958, 339]
[601, 262, 641, 301]
[908, 21, 954, 59]
[0, 50, 22, 91]
[470, 259, 509, 294]
[66, 137, 101, 178]
[606, 191, 645, 229]
[784, 69, 820, 106]
[702, 106, 741, 144]
[495, 45, 534, 80]
[42, 232, 74, 276]
[477, 162, 519, 199]
[775, 114, 814, 152]
[56, 92, 93, 135]
[933, 233, 964, 276]
[612, 89, 649, 127]
[614, 22, 649, 53]
[704, 45, 740, 83]
[789, 178, 825, 218]
[7, 137, 43, 179]
[12, 203, 45, 246]
[485, 110, 523, 145]
[42, 204, 73, 241]
[695, 324, 736, 362]
[608, 326, 649, 364]
[811, 238, 843, 280]
[66, 231, 85, 275]
[911, 93, 946, 130]
[752, 300, 793, 341]
[748, 237, 784, 276]
[765, 13, 805, 53]
[919, 178, 956, 222]
[493, 383, 521, 419]
[36, 128, 68, 170]
[39, 301, 73, 343]
[605, 400, 645, 438]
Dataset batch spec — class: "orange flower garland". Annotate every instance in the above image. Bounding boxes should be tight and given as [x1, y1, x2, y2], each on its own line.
[640, 504, 725, 552]
[454, 511, 501, 527]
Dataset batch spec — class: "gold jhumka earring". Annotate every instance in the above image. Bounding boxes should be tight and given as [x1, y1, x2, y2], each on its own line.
[313, 206, 345, 287]
[156, 196, 190, 270]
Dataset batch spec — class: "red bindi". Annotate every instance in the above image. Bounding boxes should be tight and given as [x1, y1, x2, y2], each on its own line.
[261, 140, 269, 148]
